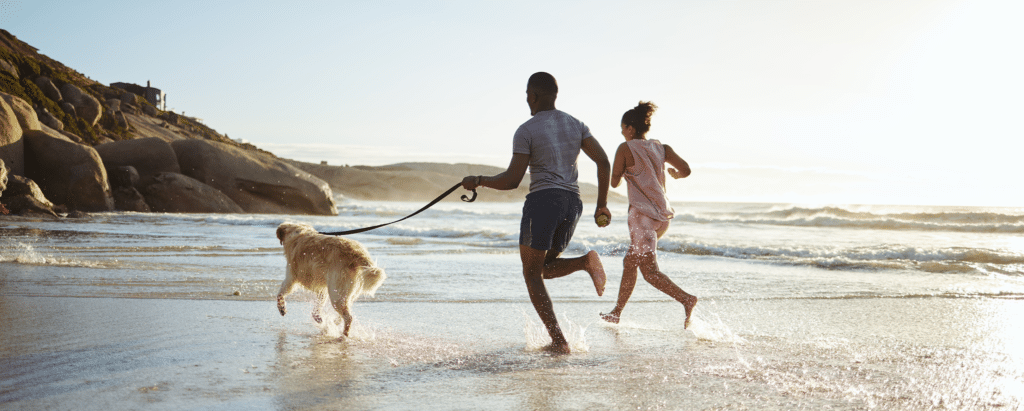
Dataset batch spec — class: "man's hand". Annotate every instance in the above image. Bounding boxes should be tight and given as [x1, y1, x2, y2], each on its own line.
[594, 206, 611, 228]
[461, 175, 481, 190]
[668, 168, 686, 179]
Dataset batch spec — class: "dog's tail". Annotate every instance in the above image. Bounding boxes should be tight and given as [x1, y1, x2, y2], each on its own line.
[356, 266, 387, 297]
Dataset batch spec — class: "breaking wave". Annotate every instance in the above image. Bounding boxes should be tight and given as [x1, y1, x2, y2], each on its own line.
[656, 237, 1024, 275]
[672, 206, 1024, 233]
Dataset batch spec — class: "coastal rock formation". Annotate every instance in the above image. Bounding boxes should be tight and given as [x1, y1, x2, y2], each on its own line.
[113, 186, 151, 212]
[23, 130, 114, 212]
[104, 99, 120, 112]
[60, 101, 75, 117]
[0, 96, 24, 176]
[0, 59, 17, 79]
[34, 76, 62, 102]
[60, 83, 102, 126]
[3, 174, 55, 208]
[173, 139, 336, 215]
[1, 93, 41, 132]
[0, 159, 6, 195]
[121, 112, 183, 142]
[108, 166, 149, 212]
[1, 173, 59, 218]
[2, 194, 59, 218]
[142, 172, 243, 213]
[0, 160, 6, 215]
[109, 165, 140, 188]
[37, 108, 63, 131]
[95, 137, 181, 188]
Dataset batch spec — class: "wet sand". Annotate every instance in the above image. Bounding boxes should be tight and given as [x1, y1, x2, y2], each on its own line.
[3, 294, 1023, 410]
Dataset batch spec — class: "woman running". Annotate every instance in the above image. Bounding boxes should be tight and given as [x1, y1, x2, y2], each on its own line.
[601, 101, 698, 328]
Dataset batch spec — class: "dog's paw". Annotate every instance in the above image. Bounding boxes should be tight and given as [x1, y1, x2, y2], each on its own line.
[312, 313, 322, 324]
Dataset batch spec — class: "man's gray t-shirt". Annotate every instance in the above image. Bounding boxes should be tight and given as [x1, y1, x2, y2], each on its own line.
[512, 109, 593, 194]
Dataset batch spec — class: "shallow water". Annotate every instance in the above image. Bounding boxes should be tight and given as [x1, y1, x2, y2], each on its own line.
[2, 201, 1023, 409]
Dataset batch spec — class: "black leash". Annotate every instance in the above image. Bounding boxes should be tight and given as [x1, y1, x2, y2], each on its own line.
[320, 183, 476, 236]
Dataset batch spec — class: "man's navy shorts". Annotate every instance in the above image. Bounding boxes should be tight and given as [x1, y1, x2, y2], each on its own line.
[520, 188, 583, 253]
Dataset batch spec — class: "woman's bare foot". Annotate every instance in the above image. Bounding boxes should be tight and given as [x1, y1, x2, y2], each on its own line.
[600, 312, 620, 324]
[683, 294, 698, 329]
[584, 250, 606, 296]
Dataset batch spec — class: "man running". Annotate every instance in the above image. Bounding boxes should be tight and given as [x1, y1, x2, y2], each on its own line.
[462, 72, 611, 354]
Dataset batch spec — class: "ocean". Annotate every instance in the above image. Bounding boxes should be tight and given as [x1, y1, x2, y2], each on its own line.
[2, 200, 1023, 410]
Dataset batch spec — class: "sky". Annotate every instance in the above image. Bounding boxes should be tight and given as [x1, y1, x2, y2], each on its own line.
[3, 0, 1022, 207]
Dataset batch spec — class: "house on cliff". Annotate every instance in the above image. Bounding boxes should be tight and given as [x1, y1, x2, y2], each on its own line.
[110, 80, 165, 110]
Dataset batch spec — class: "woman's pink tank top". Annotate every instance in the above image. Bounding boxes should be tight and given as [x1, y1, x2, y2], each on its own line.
[624, 139, 675, 221]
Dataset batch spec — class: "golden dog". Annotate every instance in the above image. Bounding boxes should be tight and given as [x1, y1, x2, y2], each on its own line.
[276, 222, 386, 336]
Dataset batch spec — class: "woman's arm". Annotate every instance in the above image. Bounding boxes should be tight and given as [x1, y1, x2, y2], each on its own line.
[663, 144, 690, 179]
[611, 142, 634, 188]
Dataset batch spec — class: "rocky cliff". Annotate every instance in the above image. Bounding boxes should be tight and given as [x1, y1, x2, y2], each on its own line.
[0, 29, 620, 218]
[0, 29, 335, 217]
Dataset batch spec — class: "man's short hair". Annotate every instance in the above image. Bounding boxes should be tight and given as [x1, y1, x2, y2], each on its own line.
[527, 72, 558, 95]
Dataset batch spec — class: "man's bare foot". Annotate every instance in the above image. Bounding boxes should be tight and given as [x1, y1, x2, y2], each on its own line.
[600, 312, 620, 324]
[683, 294, 698, 329]
[544, 342, 571, 355]
[584, 250, 606, 296]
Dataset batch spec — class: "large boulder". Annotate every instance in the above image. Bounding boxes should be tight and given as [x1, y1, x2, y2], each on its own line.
[109, 165, 139, 188]
[60, 101, 76, 117]
[0, 59, 17, 79]
[94, 137, 181, 189]
[2, 194, 59, 218]
[36, 123, 72, 141]
[0, 158, 6, 194]
[37, 107, 63, 131]
[1, 93, 41, 132]
[142, 172, 243, 213]
[113, 186, 150, 212]
[172, 139, 337, 215]
[34, 77, 62, 102]
[0, 97, 24, 176]
[60, 83, 102, 126]
[2, 174, 54, 209]
[23, 130, 114, 212]
[120, 91, 139, 106]
[105, 99, 121, 112]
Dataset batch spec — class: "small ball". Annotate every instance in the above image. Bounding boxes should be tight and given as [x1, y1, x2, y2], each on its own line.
[596, 214, 609, 227]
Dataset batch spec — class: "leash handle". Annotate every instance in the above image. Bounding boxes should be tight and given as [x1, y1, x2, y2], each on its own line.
[321, 182, 476, 236]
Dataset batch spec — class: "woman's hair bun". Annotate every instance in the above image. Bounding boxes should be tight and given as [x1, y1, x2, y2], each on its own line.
[622, 101, 658, 136]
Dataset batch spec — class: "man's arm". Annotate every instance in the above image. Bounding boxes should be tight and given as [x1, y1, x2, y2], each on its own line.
[580, 136, 611, 221]
[664, 145, 691, 179]
[462, 153, 529, 191]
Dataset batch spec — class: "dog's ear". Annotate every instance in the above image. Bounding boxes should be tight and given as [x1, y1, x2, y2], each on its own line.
[276, 224, 288, 244]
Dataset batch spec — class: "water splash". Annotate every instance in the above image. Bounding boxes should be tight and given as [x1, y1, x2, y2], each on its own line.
[688, 304, 746, 344]
[522, 309, 589, 353]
